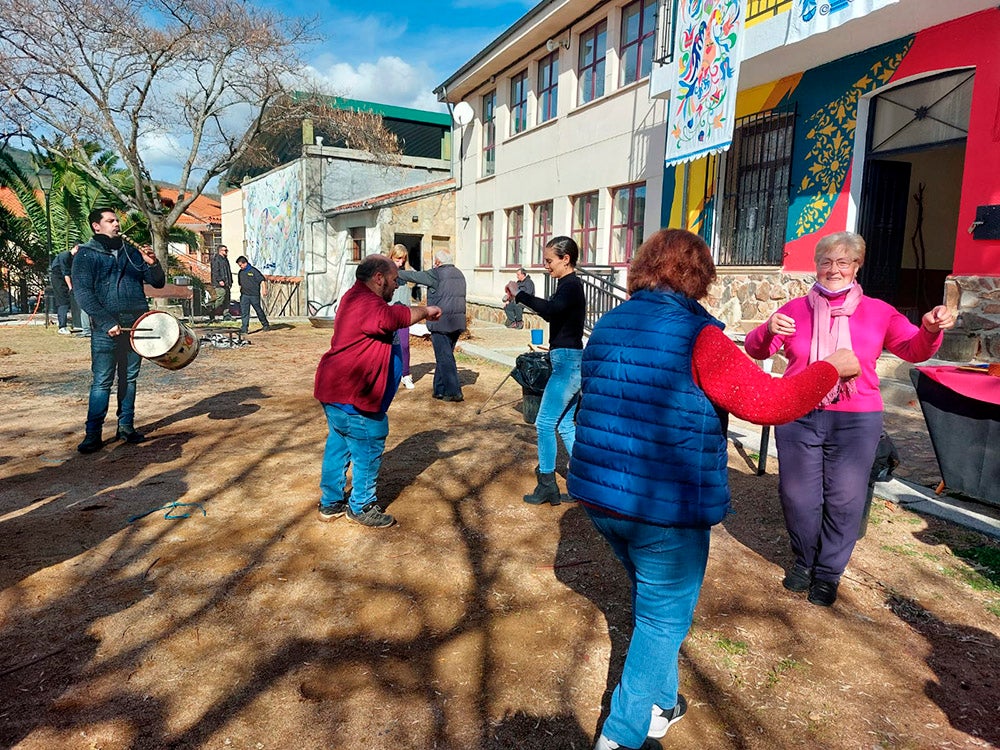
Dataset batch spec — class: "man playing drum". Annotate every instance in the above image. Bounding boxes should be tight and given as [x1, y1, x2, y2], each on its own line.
[71, 207, 165, 453]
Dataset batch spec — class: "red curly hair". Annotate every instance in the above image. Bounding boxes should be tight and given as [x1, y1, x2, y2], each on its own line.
[627, 228, 716, 299]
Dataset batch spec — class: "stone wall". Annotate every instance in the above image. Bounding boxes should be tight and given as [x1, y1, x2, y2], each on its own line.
[944, 276, 1000, 361]
[703, 271, 814, 333]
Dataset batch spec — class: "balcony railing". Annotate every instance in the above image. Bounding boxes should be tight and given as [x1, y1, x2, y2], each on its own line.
[544, 265, 629, 335]
[747, 0, 793, 22]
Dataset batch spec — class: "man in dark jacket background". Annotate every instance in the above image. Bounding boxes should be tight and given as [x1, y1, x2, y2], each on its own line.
[236, 255, 270, 334]
[48, 246, 75, 334]
[71, 207, 165, 453]
[209, 244, 233, 322]
[397, 248, 467, 402]
[503, 267, 534, 329]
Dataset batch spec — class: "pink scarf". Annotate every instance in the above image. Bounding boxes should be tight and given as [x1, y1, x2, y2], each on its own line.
[807, 282, 863, 406]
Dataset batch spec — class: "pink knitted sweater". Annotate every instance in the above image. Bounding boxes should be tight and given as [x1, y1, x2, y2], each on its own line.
[744, 295, 943, 413]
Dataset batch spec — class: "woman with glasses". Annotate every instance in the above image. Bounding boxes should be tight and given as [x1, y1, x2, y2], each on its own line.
[744, 231, 955, 607]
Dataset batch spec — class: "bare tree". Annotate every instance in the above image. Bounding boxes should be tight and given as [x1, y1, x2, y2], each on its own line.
[0, 0, 399, 263]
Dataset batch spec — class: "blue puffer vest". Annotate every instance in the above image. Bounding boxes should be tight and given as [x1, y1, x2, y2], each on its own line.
[567, 289, 730, 527]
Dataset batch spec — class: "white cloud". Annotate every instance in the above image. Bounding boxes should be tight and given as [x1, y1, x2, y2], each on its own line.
[303, 55, 447, 112]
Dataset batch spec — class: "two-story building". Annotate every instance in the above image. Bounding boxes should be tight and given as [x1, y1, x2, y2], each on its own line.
[438, 0, 1000, 358]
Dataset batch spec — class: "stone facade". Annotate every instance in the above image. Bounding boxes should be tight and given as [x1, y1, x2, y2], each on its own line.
[703, 270, 814, 333]
[944, 275, 1000, 361]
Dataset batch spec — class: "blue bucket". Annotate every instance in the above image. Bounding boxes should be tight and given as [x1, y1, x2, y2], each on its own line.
[530, 329, 543, 345]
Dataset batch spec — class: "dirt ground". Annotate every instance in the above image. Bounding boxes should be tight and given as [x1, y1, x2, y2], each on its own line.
[1, 321, 998, 750]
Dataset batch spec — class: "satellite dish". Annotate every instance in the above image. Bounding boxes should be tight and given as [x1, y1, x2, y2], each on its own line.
[452, 101, 474, 127]
[545, 39, 557, 52]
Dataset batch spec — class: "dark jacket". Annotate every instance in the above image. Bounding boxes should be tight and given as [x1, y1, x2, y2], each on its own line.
[71, 235, 166, 333]
[238, 264, 266, 297]
[211, 252, 232, 287]
[516, 275, 535, 297]
[567, 289, 729, 528]
[49, 250, 73, 291]
[397, 264, 466, 333]
[517, 272, 585, 350]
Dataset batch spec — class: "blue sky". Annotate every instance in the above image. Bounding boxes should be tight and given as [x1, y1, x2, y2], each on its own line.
[266, 0, 536, 112]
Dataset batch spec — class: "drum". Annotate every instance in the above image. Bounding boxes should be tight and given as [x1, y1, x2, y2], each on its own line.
[130, 310, 200, 370]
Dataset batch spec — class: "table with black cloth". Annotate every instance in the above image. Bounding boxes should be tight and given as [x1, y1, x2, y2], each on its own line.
[910, 366, 1000, 507]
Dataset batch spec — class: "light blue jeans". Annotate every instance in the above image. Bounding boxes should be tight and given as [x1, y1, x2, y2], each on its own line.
[586, 507, 710, 748]
[319, 404, 389, 514]
[535, 347, 582, 473]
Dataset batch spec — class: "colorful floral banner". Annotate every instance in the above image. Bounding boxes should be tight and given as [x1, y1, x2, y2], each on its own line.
[788, 0, 899, 44]
[665, 0, 744, 167]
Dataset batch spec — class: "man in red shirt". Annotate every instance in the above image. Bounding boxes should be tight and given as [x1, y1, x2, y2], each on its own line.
[314, 254, 441, 528]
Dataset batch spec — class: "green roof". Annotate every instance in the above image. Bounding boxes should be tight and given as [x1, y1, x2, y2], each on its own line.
[292, 93, 451, 127]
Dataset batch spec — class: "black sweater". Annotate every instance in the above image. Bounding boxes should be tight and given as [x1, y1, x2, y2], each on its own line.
[516, 272, 586, 350]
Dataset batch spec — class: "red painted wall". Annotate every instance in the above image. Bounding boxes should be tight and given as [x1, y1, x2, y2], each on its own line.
[889, 8, 1000, 276]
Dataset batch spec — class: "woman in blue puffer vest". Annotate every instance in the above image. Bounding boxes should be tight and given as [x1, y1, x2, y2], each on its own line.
[570, 229, 860, 750]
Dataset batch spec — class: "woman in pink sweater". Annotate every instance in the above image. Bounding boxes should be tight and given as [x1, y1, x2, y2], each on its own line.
[744, 231, 954, 607]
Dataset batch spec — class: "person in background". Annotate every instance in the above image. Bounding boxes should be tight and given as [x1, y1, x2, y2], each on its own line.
[61, 245, 92, 337]
[49, 245, 74, 334]
[503, 267, 534, 329]
[209, 244, 233, 323]
[397, 248, 467, 402]
[507, 237, 585, 505]
[744, 230, 954, 607]
[236, 255, 270, 334]
[568, 229, 859, 750]
[389, 244, 415, 390]
[72, 208, 165, 453]
[314, 255, 441, 528]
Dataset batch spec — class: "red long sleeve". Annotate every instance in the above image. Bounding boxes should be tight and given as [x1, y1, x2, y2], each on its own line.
[692, 325, 839, 426]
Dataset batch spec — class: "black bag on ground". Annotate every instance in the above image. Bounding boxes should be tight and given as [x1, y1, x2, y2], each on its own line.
[859, 432, 900, 539]
[512, 352, 551, 425]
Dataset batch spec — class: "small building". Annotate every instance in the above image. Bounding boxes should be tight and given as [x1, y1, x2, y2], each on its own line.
[220, 99, 455, 318]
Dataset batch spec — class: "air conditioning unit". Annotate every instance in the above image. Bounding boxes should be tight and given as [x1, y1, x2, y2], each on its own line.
[172, 276, 191, 285]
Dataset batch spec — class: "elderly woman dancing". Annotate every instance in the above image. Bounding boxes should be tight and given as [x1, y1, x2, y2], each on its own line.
[744, 231, 954, 607]
[569, 229, 860, 750]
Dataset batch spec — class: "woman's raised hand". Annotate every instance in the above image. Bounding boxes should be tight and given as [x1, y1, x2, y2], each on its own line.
[921, 305, 955, 334]
[767, 312, 796, 337]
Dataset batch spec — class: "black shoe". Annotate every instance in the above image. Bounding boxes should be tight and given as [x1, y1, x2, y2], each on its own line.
[318, 501, 348, 522]
[262, 325, 272, 331]
[77, 433, 104, 454]
[782, 565, 812, 593]
[524, 470, 561, 506]
[116, 427, 146, 444]
[808, 579, 839, 607]
[346, 503, 395, 528]
[433, 393, 444, 400]
[441, 394, 464, 402]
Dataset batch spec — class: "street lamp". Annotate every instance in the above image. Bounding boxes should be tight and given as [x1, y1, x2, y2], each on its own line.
[36, 166, 53, 326]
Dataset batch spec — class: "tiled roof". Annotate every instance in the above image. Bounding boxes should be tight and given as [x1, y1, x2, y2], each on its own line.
[0, 187, 28, 217]
[159, 188, 222, 226]
[327, 178, 455, 213]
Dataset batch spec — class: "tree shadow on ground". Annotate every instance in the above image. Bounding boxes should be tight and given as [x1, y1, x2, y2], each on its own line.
[554, 505, 632, 737]
[719, 468, 792, 573]
[378, 429, 463, 510]
[482, 710, 593, 749]
[887, 593, 1000, 746]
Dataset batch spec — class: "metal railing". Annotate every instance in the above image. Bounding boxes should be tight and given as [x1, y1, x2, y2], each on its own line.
[746, 0, 793, 22]
[544, 265, 629, 335]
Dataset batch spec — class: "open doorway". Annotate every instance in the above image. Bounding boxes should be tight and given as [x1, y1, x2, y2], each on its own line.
[394, 233, 422, 301]
[857, 70, 971, 319]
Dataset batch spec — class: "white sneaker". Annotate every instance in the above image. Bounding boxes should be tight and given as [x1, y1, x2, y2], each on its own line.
[401, 375, 414, 390]
[648, 694, 687, 738]
[57, 327, 70, 335]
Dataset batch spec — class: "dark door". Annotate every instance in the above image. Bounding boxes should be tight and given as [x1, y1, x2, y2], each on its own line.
[856, 159, 910, 305]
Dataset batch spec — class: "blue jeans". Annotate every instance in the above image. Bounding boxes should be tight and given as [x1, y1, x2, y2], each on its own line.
[240, 295, 269, 332]
[430, 330, 461, 398]
[586, 507, 710, 748]
[85, 314, 143, 435]
[319, 404, 389, 513]
[535, 348, 581, 473]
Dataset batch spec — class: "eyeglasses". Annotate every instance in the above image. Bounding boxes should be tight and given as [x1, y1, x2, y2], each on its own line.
[818, 258, 856, 270]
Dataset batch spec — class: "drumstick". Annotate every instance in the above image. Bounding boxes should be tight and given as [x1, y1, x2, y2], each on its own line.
[119, 327, 154, 332]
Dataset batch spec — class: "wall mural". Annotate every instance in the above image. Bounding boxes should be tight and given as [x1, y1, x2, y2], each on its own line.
[243, 165, 301, 277]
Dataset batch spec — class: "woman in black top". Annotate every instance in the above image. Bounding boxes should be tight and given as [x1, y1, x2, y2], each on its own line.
[507, 236, 586, 505]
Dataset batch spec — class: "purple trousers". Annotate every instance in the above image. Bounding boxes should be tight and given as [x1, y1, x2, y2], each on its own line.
[398, 326, 410, 376]
[774, 409, 882, 583]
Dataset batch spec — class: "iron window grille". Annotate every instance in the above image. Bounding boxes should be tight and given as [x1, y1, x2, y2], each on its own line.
[716, 106, 796, 266]
[653, 0, 679, 65]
